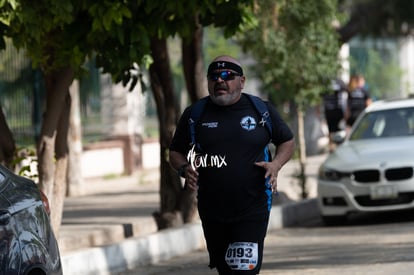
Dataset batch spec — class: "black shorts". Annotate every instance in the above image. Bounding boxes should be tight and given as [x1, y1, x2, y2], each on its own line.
[346, 114, 360, 127]
[201, 215, 269, 275]
[325, 110, 343, 133]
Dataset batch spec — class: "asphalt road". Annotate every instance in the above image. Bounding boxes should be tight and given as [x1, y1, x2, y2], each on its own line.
[118, 210, 414, 275]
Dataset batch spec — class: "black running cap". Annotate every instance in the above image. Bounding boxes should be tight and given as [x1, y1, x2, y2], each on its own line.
[207, 61, 243, 76]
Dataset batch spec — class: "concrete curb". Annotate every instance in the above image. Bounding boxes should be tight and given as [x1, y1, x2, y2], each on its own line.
[61, 199, 319, 275]
[278, 198, 320, 227]
[62, 222, 205, 275]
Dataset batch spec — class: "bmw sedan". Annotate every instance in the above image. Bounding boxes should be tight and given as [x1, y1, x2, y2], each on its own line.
[317, 98, 414, 225]
[0, 164, 62, 274]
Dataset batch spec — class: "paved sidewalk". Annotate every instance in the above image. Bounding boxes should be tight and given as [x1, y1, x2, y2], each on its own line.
[59, 168, 160, 254]
[59, 154, 328, 274]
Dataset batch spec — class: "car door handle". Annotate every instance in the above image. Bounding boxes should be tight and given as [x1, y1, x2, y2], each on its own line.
[0, 210, 11, 225]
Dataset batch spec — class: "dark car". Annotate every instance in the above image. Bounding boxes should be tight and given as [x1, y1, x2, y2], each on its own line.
[0, 164, 62, 275]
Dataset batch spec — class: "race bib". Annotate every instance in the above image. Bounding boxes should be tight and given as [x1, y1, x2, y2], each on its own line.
[225, 242, 258, 270]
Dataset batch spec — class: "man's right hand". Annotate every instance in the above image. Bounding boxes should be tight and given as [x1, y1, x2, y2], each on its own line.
[184, 166, 199, 191]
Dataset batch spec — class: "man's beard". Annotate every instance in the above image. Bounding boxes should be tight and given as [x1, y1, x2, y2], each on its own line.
[209, 83, 240, 106]
[210, 91, 240, 106]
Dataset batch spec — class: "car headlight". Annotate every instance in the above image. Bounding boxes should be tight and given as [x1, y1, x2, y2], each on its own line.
[318, 166, 351, 181]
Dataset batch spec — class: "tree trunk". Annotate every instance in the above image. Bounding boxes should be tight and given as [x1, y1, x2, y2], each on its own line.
[297, 107, 308, 199]
[149, 37, 185, 229]
[37, 67, 74, 235]
[182, 15, 208, 102]
[178, 16, 206, 223]
[52, 93, 70, 236]
[150, 20, 209, 228]
[0, 103, 16, 168]
[67, 80, 84, 196]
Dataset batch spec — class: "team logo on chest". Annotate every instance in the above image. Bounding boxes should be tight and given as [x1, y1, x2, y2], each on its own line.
[240, 116, 257, 131]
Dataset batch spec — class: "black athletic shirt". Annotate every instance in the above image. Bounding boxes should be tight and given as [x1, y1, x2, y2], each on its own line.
[346, 87, 371, 126]
[169, 93, 294, 222]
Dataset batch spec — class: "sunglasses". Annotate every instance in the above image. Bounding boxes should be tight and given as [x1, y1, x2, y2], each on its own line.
[207, 71, 241, 81]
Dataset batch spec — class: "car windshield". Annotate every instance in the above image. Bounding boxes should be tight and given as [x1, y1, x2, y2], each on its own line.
[350, 107, 414, 140]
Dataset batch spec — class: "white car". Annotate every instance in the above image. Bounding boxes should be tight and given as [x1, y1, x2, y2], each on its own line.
[317, 98, 414, 225]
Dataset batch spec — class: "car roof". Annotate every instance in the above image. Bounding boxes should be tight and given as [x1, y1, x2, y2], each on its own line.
[365, 97, 414, 113]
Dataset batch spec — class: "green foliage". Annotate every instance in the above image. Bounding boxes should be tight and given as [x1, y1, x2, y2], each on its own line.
[339, 0, 414, 38]
[0, 0, 146, 82]
[200, 0, 255, 37]
[10, 146, 39, 182]
[236, 0, 342, 107]
[0, 0, 255, 90]
[204, 27, 242, 66]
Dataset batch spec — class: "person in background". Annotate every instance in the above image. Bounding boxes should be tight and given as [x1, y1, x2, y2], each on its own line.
[345, 74, 372, 129]
[319, 79, 348, 152]
[169, 55, 295, 274]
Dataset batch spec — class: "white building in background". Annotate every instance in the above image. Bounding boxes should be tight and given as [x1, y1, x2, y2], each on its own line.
[100, 74, 146, 139]
[81, 74, 151, 180]
[399, 37, 414, 96]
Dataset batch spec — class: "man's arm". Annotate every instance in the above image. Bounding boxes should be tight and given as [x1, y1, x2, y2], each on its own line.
[272, 139, 295, 172]
[169, 150, 199, 191]
[169, 150, 188, 171]
[255, 139, 295, 193]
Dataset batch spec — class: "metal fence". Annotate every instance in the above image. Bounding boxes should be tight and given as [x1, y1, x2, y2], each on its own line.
[0, 43, 102, 146]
